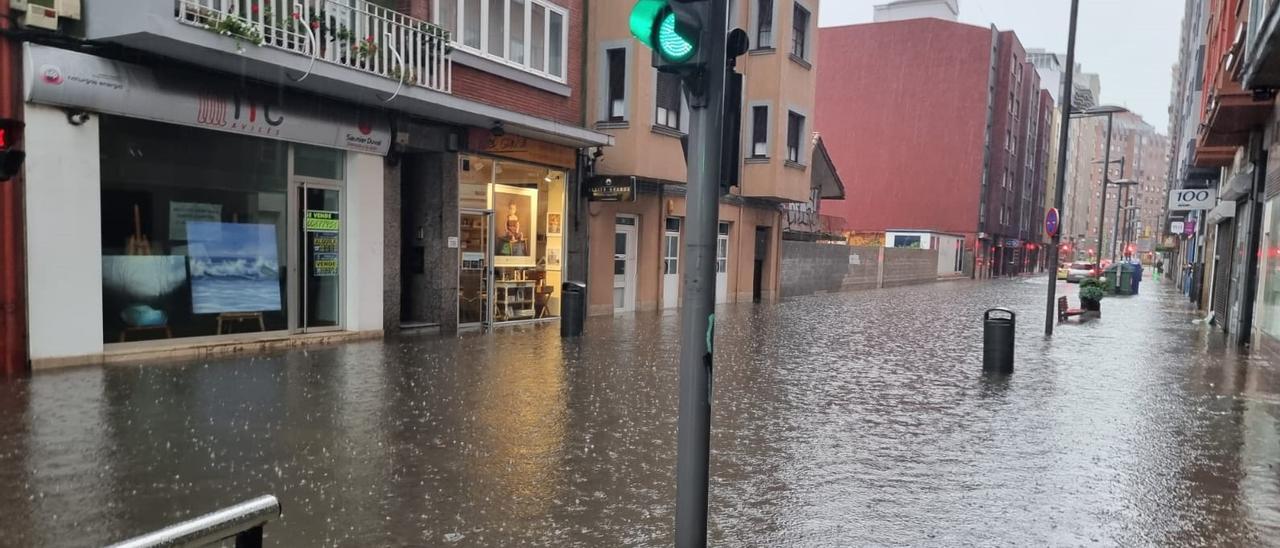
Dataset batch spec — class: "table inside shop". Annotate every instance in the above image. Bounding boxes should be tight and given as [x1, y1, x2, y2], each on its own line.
[494, 280, 537, 321]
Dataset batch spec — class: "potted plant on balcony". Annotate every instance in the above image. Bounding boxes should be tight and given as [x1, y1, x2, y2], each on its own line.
[1079, 277, 1105, 315]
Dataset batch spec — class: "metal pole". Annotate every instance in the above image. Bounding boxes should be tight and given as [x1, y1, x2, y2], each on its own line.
[1095, 113, 1114, 267]
[675, 1, 728, 545]
[1045, 0, 1081, 336]
[1111, 183, 1124, 263]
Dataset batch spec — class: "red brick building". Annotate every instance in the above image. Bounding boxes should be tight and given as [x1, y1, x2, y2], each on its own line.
[817, 18, 1053, 276]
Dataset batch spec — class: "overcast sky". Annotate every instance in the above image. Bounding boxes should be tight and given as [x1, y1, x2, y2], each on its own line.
[818, 0, 1184, 133]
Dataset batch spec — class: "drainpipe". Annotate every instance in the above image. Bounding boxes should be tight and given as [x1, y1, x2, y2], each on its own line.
[0, 2, 27, 377]
[1237, 130, 1267, 348]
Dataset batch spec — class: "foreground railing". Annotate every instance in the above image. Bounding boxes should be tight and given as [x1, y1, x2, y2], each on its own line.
[106, 495, 282, 548]
[177, 0, 452, 94]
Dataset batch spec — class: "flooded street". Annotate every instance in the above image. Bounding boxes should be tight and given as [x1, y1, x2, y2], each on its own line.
[1, 278, 1277, 547]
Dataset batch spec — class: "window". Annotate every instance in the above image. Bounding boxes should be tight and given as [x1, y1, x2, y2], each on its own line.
[436, 0, 568, 81]
[751, 105, 769, 157]
[757, 0, 773, 49]
[606, 48, 627, 121]
[786, 111, 804, 163]
[656, 72, 683, 131]
[791, 4, 810, 59]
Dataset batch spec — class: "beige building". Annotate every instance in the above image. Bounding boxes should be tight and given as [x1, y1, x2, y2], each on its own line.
[583, 0, 820, 315]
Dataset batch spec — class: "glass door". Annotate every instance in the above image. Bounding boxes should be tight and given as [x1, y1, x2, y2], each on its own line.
[298, 183, 342, 331]
[459, 209, 495, 327]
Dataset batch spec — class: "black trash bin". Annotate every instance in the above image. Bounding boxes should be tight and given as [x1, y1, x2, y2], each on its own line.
[983, 308, 1016, 374]
[561, 281, 587, 337]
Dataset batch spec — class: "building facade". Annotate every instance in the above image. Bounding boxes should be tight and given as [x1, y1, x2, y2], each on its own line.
[817, 17, 1053, 278]
[1186, 0, 1280, 353]
[6, 0, 611, 369]
[583, 0, 820, 314]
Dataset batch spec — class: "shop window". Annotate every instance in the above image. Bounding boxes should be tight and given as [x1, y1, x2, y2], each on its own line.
[1262, 199, 1280, 339]
[99, 116, 292, 343]
[460, 155, 568, 323]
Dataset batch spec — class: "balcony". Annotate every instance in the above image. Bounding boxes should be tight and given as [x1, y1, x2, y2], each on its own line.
[83, 0, 610, 148]
[177, 0, 451, 93]
[1197, 78, 1273, 148]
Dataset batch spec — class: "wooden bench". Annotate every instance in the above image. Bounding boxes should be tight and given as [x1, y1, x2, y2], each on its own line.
[1057, 296, 1085, 322]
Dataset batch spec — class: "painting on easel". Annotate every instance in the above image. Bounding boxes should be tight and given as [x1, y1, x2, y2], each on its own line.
[186, 222, 283, 314]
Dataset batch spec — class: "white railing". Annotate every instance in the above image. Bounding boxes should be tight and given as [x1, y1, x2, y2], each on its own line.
[177, 0, 452, 94]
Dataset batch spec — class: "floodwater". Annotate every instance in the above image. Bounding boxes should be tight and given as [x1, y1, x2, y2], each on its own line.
[0, 278, 1277, 546]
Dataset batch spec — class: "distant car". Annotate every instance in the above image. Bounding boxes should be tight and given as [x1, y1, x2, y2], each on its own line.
[1066, 262, 1098, 283]
[1057, 265, 1069, 280]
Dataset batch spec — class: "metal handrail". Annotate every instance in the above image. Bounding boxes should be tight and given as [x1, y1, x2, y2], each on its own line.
[106, 495, 281, 548]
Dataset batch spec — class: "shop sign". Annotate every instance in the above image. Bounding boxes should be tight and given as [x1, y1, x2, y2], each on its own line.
[587, 175, 637, 202]
[1167, 188, 1217, 211]
[1170, 221, 1185, 235]
[467, 129, 576, 168]
[24, 44, 390, 155]
[1183, 220, 1197, 236]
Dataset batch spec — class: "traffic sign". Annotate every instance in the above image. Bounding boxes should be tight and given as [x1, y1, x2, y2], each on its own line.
[1045, 208, 1060, 237]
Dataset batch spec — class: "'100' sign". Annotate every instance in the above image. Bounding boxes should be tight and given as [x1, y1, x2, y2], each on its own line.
[1167, 189, 1217, 211]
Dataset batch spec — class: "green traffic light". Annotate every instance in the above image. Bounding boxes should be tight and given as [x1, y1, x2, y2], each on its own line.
[630, 0, 698, 63]
[657, 12, 696, 62]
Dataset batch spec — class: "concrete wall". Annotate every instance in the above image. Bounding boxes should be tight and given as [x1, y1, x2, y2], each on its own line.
[780, 242, 941, 298]
[23, 103, 103, 362]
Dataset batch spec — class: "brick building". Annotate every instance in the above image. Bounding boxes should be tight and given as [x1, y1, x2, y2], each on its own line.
[5, 0, 611, 370]
[816, 16, 1053, 277]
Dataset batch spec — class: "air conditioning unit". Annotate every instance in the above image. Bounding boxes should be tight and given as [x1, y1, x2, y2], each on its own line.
[9, 0, 74, 30]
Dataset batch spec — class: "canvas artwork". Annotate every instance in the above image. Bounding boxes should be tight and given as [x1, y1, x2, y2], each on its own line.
[186, 222, 283, 314]
[102, 255, 189, 327]
[492, 185, 539, 267]
[547, 212, 562, 236]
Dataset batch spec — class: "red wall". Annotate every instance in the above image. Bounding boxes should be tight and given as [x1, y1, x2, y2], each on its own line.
[817, 19, 994, 235]
[417, 0, 585, 127]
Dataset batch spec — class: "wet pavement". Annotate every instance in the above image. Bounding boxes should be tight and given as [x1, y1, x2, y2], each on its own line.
[1, 277, 1278, 547]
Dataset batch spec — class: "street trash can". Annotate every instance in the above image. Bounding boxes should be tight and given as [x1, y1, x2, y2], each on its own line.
[561, 281, 586, 337]
[1131, 263, 1143, 295]
[1103, 265, 1119, 294]
[983, 308, 1016, 375]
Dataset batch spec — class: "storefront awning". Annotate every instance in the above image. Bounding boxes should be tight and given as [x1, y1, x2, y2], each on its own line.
[1220, 166, 1254, 202]
[1205, 199, 1237, 225]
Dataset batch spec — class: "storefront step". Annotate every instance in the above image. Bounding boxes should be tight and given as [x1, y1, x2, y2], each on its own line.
[32, 330, 384, 371]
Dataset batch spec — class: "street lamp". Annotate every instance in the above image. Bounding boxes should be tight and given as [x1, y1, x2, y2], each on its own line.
[1108, 178, 1139, 262]
[1071, 105, 1130, 271]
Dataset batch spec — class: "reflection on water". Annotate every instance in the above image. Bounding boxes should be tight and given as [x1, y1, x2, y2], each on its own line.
[0, 279, 1276, 546]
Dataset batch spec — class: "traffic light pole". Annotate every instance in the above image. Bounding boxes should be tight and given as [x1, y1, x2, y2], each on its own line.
[1044, 0, 1080, 336]
[675, 0, 728, 546]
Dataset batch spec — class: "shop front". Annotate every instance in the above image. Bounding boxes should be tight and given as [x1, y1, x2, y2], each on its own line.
[22, 44, 387, 367]
[455, 132, 574, 328]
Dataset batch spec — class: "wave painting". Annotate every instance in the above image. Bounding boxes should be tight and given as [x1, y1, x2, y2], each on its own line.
[186, 222, 283, 314]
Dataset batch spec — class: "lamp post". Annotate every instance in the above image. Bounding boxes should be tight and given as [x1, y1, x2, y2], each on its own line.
[1108, 178, 1139, 263]
[1070, 105, 1129, 269]
[1044, 0, 1083, 337]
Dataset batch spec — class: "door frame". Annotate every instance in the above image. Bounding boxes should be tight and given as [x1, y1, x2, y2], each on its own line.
[715, 221, 730, 304]
[615, 214, 639, 312]
[458, 208, 496, 330]
[291, 177, 345, 334]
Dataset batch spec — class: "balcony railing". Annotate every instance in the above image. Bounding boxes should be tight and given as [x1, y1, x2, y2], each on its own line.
[178, 0, 452, 94]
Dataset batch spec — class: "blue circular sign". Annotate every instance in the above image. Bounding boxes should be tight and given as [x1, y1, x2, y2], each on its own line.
[1045, 208, 1060, 237]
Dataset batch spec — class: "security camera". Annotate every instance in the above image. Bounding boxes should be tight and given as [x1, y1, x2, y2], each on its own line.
[66, 110, 91, 126]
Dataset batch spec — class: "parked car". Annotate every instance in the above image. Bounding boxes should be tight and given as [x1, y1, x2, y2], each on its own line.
[1065, 262, 1099, 283]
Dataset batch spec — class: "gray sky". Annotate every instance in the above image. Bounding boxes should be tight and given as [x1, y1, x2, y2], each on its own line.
[819, 0, 1184, 133]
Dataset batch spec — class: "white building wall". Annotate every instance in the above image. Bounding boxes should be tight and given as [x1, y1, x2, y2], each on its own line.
[343, 152, 384, 333]
[873, 0, 959, 22]
[24, 103, 104, 363]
